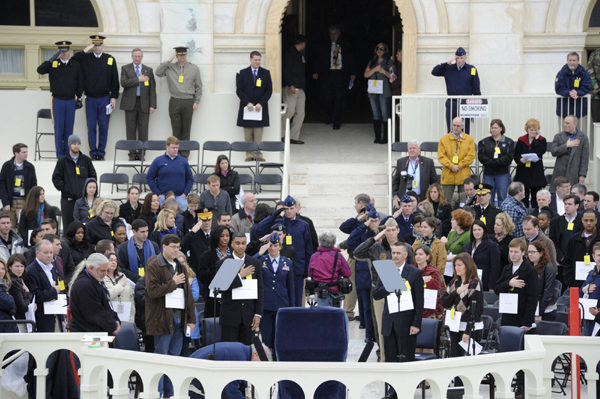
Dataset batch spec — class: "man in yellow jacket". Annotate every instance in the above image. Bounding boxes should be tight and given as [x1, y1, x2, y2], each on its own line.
[438, 117, 476, 207]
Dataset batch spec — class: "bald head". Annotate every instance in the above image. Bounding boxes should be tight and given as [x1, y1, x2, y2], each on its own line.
[452, 117, 464, 135]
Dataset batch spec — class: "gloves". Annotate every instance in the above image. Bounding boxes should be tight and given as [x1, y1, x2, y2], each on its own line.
[272, 208, 284, 218]
[76, 98, 83, 109]
[48, 51, 61, 63]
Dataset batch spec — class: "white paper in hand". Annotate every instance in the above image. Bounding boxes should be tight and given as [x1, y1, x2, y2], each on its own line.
[44, 294, 67, 315]
[477, 269, 483, 280]
[445, 309, 462, 332]
[575, 261, 595, 281]
[579, 298, 598, 320]
[165, 288, 185, 309]
[387, 291, 414, 313]
[25, 298, 36, 333]
[424, 289, 438, 310]
[232, 279, 258, 300]
[499, 293, 519, 314]
[592, 323, 600, 337]
[106, 104, 114, 115]
[458, 338, 482, 356]
[444, 260, 454, 277]
[243, 108, 262, 121]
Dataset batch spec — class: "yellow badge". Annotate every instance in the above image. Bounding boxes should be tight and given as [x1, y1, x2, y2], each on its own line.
[494, 147, 501, 155]
[452, 155, 458, 164]
[525, 161, 531, 168]
[372, 80, 378, 87]
[246, 274, 252, 280]
[471, 67, 476, 76]
[52, 61, 58, 68]
[286, 236, 292, 245]
[450, 308, 455, 319]
[14, 178, 21, 187]
[178, 75, 184, 83]
[412, 180, 418, 189]
[138, 268, 145, 277]
[574, 79, 580, 88]
[567, 222, 574, 231]
[107, 57, 113, 66]
[256, 78, 262, 87]
[76, 166, 80, 175]
[480, 216, 486, 225]
[144, 81, 149, 86]
[111, 231, 114, 236]
[584, 255, 591, 265]
[58, 279, 65, 291]
[404, 280, 411, 291]
[423, 283, 427, 288]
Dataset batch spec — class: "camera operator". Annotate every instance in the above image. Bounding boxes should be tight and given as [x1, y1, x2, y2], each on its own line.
[307, 231, 352, 307]
[392, 140, 438, 206]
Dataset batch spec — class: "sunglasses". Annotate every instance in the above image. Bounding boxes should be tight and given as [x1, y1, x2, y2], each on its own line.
[377, 47, 385, 51]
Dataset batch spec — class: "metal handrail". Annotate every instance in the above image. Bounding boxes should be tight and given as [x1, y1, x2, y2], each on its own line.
[281, 118, 291, 200]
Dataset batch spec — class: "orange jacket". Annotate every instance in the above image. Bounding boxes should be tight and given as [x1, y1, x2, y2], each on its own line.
[438, 133, 476, 185]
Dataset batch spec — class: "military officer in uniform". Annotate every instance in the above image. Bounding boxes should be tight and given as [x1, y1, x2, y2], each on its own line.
[156, 46, 203, 158]
[431, 47, 481, 134]
[258, 232, 294, 355]
[473, 183, 501, 235]
[72, 35, 120, 161]
[37, 41, 83, 158]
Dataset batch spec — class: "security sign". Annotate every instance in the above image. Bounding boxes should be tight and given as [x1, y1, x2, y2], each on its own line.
[459, 98, 489, 118]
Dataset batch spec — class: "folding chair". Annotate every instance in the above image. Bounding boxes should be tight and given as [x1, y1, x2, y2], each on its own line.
[132, 173, 148, 193]
[113, 322, 142, 397]
[98, 173, 129, 197]
[420, 141, 442, 173]
[193, 173, 211, 193]
[230, 141, 259, 175]
[179, 140, 201, 173]
[415, 319, 440, 360]
[483, 291, 499, 305]
[53, 206, 62, 235]
[113, 140, 144, 173]
[142, 140, 167, 172]
[35, 109, 54, 160]
[201, 317, 222, 348]
[257, 141, 285, 174]
[254, 174, 282, 203]
[201, 141, 231, 173]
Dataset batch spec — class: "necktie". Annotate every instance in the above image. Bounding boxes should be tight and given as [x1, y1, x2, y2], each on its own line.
[253, 69, 257, 82]
[333, 45, 339, 69]
[205, 233, 210, 240]
[135, 65, 141, 96]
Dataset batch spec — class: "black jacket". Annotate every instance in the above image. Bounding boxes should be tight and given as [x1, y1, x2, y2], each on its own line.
[0, 157, 37, 207]
[213, 170, 240, 213]
[298, 214, 319, 253]
[392, 156, 438, 202]
[561, 230, 600, 288]
[490, 234, 513, 270]
[18, 205, 57, 241]
[69, 269, 119, 333]
[464, 238, 502, 291]
[139, 213, 157, 234]
[37, 58, 83, 100]
[478, 135, 515, 176]
[85, 217, 116, 245]
[119, 201, 141, 225]
[282, 45, 305, 89]
[9, 276, 32, 320]
[474, 204, 502, 235]
[494, 259, 539, 328]
[182, 210, 198, 235]
[198, 248, 223, 318]
[52, 153, 97, 200]
[134, 277, 147, 333]
[66, 237, 94, 271]
[71, 51, 119, 99]
[549, 214, 583, 262]
[217, 254, 264, 327]
[24, 260, 61, 332]
[236, 66, 272, 128]
[117, 239, 160, 283]
[514, 134, 547, 189]
[181, 230, 211, 276]
[432, 201, 452, 237]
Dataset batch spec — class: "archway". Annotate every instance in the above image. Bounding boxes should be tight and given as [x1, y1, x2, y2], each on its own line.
[264, 0, 418, 94]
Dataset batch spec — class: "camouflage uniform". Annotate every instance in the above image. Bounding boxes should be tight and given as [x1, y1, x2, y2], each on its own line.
[587, 48, 600, 122]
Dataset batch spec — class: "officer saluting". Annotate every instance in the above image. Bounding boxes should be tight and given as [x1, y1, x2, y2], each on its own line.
[37, 41, 83, 158]
[72, 35, 120, 161]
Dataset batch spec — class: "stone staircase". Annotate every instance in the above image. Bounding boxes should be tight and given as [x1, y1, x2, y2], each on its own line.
[290, 162, 390, 241]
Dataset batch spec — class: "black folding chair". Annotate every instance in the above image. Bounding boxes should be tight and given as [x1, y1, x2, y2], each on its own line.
[98, 173, 129, 197]
[257, 141, 285, 174]
[193, 173, 211, 193]
[254, 174, 282, 203]
[230, 141, 259, 175]
[179, 140, 201, 173]
[132, 173, 148, 192]
[35, 109, 54, 160]
[113, 140, 144, 173]
[142, 140, 167, 172]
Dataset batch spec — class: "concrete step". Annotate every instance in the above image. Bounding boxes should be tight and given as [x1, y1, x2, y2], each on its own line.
[290, 173, 388, 186]
[291, 163, 389, 175]
[298, 195, 389, 210]
[291, 183, 388, 196]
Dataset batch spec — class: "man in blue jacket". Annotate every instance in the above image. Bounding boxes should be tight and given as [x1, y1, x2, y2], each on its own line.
[146, 136, 194, 211]
[431, 47, 481, 134]
[254, 195, 313, 307]
[555, 52, 592, 118]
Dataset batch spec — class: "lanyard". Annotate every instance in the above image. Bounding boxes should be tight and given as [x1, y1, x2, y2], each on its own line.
[406, 157, 420, 175]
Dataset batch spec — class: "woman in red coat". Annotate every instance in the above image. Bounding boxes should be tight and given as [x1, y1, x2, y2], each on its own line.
[413, 245, 446, 320]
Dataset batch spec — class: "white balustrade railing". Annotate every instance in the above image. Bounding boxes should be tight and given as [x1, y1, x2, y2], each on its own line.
[2, 333, 599, 399]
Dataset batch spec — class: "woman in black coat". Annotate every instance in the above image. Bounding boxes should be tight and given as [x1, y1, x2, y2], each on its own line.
[198, 225, 231, 318]
[119, 186, 142, 225]
[138, 192, 160, 234]
[64, 221, 94, 267]
[514, 118, 547, 209]
[463, 220, 501, 291]
[212, 155, 240, 215]
[426, 183, 452, 237]
[18, 186, 57, 244]
[7, 254, 32, 333]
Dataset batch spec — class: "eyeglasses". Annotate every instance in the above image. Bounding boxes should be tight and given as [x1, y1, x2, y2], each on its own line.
[167, 245, 181, 250]
[528, 250, 539, 253]
[377, 47, 385, 51]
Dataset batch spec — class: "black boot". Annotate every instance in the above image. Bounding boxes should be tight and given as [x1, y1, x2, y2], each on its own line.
[380, 123, 388, 144]
[373, 122, 382, 143]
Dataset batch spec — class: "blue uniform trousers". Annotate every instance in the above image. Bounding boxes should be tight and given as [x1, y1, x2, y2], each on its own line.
[52, 97, 76, 158]
[294, 275, 304, 308]
[85, 95, 111, 157]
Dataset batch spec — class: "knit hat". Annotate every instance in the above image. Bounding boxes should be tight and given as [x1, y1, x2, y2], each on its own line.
[68, 134, 81, 147]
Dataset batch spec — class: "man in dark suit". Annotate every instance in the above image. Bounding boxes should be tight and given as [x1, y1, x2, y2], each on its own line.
[218, 233, 264, 345]
[23, 240, 64, 332]
[312, 26, 356, 130]
[236, 51, 272, 162]
[393, 141, 438, 204]
[373, 243, 423, 398]
[0, 143, 37, 228]
[550, 194, 582, 265]
[550, 176, 571, 216]
[473, 183, 501, 234]
[119, 48, 157, 160]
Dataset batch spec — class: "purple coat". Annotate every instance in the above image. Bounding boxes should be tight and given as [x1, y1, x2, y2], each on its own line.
[308, 247, 352, 292]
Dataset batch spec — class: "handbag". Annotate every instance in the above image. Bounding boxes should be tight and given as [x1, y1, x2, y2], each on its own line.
[367, 79, 383, 94]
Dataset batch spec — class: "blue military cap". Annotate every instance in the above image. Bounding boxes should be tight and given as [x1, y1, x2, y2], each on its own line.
[400, 194, 412, 203]
[269, 232, 281, 244]
[364, 203, 374, 212]
[455, 47, 466, 56]
[283, 195, 296, 207]
[368, 208, 380, 219]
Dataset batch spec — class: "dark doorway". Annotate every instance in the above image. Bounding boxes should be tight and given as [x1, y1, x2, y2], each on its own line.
[282, 0, 402, 124]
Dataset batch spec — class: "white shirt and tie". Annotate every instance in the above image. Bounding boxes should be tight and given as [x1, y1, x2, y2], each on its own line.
[330, 42, 342, 70]
[134, 63, 143, 96]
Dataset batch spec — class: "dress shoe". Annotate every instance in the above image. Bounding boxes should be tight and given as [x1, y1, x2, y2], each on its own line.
[129, 154, 137, 161]
[97, 156, 105, 161]
[359, 324, 365, 329]
[353, 316, 361, 321]
[290, 139, 304, 144]
[258, 157, 266, 162]
[245, 156, 255, 162]
[333, 124, 340, 130]
[364, 338, 376, 343]
[281, 138, 285, 142]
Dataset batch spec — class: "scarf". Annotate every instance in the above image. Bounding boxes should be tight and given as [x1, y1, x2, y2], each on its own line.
[37, 203, 45, 227]
[159, 226, 177, 241]
[216, 246, 231, 259]
[447, 278, 481, 313]
[127, 237, 156, 274]
[0, 279, 9, 294]
[420, 235, 434, 248]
